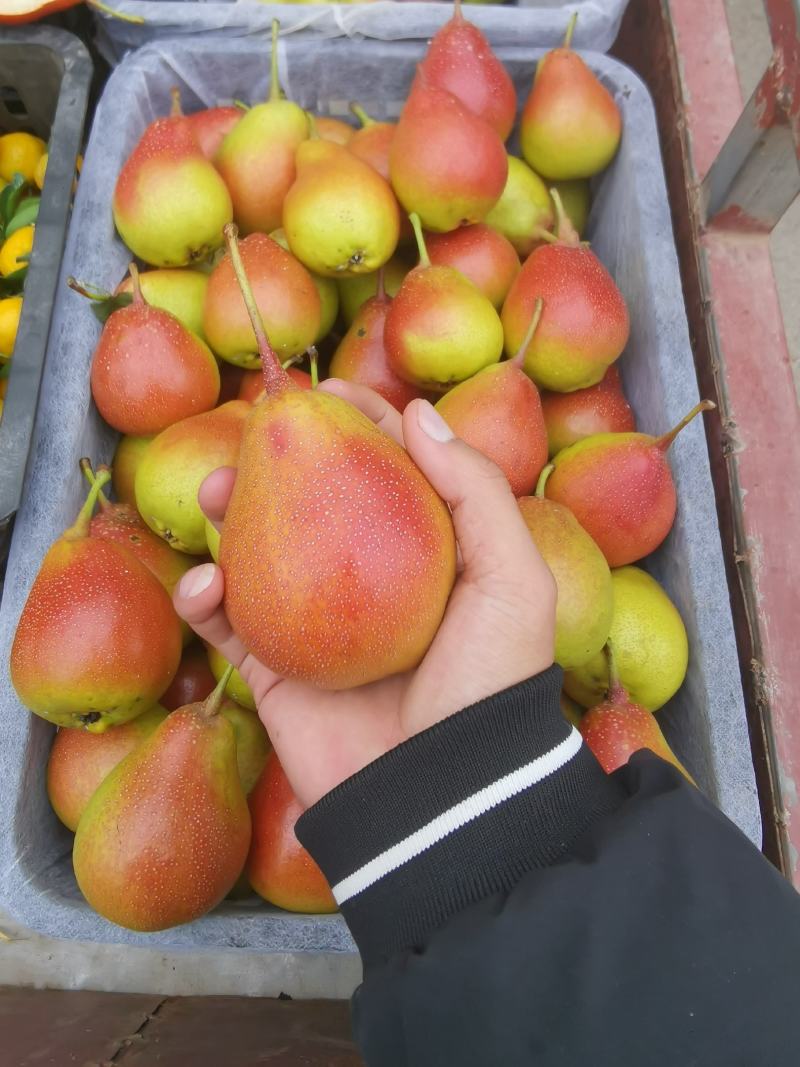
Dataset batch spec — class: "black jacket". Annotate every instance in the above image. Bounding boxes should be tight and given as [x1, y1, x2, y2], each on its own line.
[297, 666, 800, 1065]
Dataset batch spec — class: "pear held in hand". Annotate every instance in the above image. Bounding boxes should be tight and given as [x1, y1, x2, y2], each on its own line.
[73, 666, 252, 932]
[219, 224, 457, 689]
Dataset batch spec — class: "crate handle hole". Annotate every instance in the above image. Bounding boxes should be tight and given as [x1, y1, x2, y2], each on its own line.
[0, 87, 28, 119]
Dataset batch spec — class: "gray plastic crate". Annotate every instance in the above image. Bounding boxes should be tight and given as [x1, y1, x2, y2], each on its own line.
[94, 1, 630, 64]
[0, 37, 759, 963]
[0, 28, 92, 572]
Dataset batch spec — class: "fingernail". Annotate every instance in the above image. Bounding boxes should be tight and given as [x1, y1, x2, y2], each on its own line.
[417, 400, 454, 442]
[179, 563, 216, 599]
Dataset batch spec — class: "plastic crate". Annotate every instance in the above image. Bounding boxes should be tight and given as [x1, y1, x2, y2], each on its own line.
[0, 36, 759, 982]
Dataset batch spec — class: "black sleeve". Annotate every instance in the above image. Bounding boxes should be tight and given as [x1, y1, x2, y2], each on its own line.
[296, 666, 800, 1066]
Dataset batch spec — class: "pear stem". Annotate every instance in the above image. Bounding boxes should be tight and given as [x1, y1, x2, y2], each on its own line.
[128, 262, 143, 305]
[409, 213, 430, 269]
[201, 664, 234, 720]
[67, 277, 112, 303]
[233, 99, 250, 112]
[532, 227, 560, 246]
[281, 355, 302, 370]
[306, 113, 320, 140]
[604, 640, 626, 704]
[87, 0, 145, 24]
[535, 463, 554, 499]
[308, 347, 320, 389]
[655, 400, 716, 452]
[549, 188, 580, 245]
[453, 0, 463, 22]
[376, 265, 386, 303]
[223, 224, 293, 396]
[510, 297, 544, 367]
[563, 11, 578, 49]
[79, 458, 110, 511]
[350, 103, 374, 128]
[269, 19, 282, 103]
[170, 87, 183, 118]
[64, 469, 111, 541]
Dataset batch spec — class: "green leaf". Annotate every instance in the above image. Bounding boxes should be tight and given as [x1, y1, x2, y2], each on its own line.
[0, 266, 28, 293]
[90, 290, 133, 325]
[0, 174, 27, 237]
[5, 196, 39, 238]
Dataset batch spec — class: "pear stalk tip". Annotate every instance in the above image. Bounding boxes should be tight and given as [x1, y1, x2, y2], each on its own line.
[563, 11, 578, 49]
[349, 102, 373, 128]
[65, 468, 111, 541]
[535, 463, 554, 499]
[202, 664, 234, 719]
[269, 19, 282, 103]
[169, 86, 183, 118]
[655, 399, 716, 452]
[79, 458, 110, 510]
[308, 347, 320, 389]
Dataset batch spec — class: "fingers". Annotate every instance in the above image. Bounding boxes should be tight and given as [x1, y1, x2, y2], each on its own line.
[198, 466, 237, 531]
[173, 563, 249, 669]
[319, 378, 404, 446]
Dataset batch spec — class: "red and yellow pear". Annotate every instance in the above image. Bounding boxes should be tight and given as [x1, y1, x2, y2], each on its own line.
[239, 363, 312, 404]
[347, 104, 395, 180]
[314, 115, 354, 145]
[219, 225, 456, 689]
[425, 223, 519, 309]
[169, 87, 241, 161]
[541, 365, 635, 456]
[338, 253, 410, 326]
[115, 267, 208, 341]
[269, 227, 339, 344]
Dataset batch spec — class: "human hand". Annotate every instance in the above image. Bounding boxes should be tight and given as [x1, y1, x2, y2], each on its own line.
[174, 383, 556, 809]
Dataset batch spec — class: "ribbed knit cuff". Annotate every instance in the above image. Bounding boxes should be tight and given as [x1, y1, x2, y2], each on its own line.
[296, 666, 625, 967]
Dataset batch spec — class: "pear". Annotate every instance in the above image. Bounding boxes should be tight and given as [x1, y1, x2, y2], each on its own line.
[203, 232, 321, 369]
[545, 401, 716, 567]
[160, 641, 216, 711]
[239, 364, 312, 405]
[112, 434, 152, 507]
[518, 465, 613, 670]
[565, 566, 689, 712]
[418, 0, 516, 140]
[205, 516, 220, 562]
[314, 115, 354, 144]
[347, 104, 396, 180]
[90, 264, 220, 435]
[10, 471, 182, 731]
[485, 156, 554, 257]
[283, 137, 400, 277]
[73, 667, 252, 932]
[329, 268, 428, 411]
[269, 227, 338, 343]
[247, 751, 336, 913]
[580, 643, 694, 782]
[116, 267, 208, 340]
[214, 21, 310, 234]
[390, 73, 508, 233]
[434, 300, 547, 496]
[220, 697, 271, 794]
[426, 223, 520, 309]
[501, 191, 630, 392]
[520, 15, 622, 180]
[541, 365, 635, 457]
[384, 214, 504, 391]
[47, 705, 169, 832]
[169, 87, 241, 161]
[112, 107, 232, 268]
[337, 252, 410, 326]
[219, 225, 456, 689]
[551, 178, 591, 236]
[134, 399, 249, 554]
[206, 643, 256, 711]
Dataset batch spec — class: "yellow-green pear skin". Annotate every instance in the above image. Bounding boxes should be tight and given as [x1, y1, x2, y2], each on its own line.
[270, 228, 339, 343]
[205, 517, 220, 562]
[564, 566, 689, 711]
[485, 157, 554, 257]
[113, 116, 232, 268]
[518, 494, 613, 669]
[338, 254, 410, 326]
[551, 179, 591, 236]
[220, 697, 270, 794]
[283, 140, 400, 277]
[116, 269, 209, 340]
[206, 644, 257, 711]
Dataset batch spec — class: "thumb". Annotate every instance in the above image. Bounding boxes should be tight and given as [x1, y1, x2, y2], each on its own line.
[402, 398, 551, 588]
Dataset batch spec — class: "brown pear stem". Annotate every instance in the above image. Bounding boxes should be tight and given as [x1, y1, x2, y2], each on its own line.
[535, 463, 554, 499]
[308, 347, 319, 389]
[128, 262, 144, 305]
[64, 469, 111, 541]
[350, 103, 374, 128]
[453, 0, 463, 22]
[86, 0, 145, 24]
[269, 19, 281, 103]
[67, 277, 112, 302]
[409, 213, 431, 269]
[549, 188, 580, 245]
[604, 641, 626, 704]
[655, 400, 716, 452]
[223, 224, 293, 396]
[170, 87, 183, 118]
[201, 664, 234, 720]
[510, 297, 544, 367]
[563, 11, 578, 49]
[79, 458, 111, 511]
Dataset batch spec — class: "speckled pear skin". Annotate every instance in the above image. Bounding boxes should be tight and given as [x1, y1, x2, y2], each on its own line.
[73, 701, 251, 932]
[112, 117, 232, 267]
[541, 365, 635, 457]
[219, 697, 270, 795]
[220, 384, 457, 690]
[425, 224, 520, 309]
[10, 477, 183, 732]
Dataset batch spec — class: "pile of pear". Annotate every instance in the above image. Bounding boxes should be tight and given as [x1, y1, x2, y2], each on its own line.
[9, 7, 709, 933]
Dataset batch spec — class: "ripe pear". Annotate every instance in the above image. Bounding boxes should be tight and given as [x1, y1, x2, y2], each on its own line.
[426, 223, 520, 309]
[239, 364, 312, 405]
[206, 643, 257, 712]
[329, 268, 428, 411]
[545, 401, 715, 567]
[116, 267, 208, 340]
[219, 225, 456, 689]
[434, 300, 548, 495]
[384, 214, 504, 391]
[134, 399, 249, 554]
[501, 191, 630, 392]
[580, 643, 694, 782]
[485, 156, 554, 257]
[91, 264, 220, 435]
[390, 73, 508, 233]
[347, 105, 396, 180]
[338, 252, 410, 326]
[520, 15, 622, 180]
[283, 137, 400, 277]
[112, 108, 232, 268]
[565, 566, 689, 712]
[541, 365, 635, 457]
[418, 0, 516, 140]
[214, 21, 309, 234]
[203, 232, 320, 369]
[73, 667, 252, 932]
[169, 87, 241, 161]
[247, 751, 336, 913]
[10, 471, 182, 731]
[314, 115, 354, 144]
[112, 434, 152, 507]
[47, 705, 169, 832]
[551, 178, 591, 236]
[269, 228, 338, 343]
[220, 697, 271, 794]
[518, 465, 613, 669]
[160, 642, 216, 710]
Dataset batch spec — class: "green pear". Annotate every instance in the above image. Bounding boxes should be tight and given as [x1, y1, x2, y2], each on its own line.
[220, 697, 270, 794]
[116, 268, 209, 340]
[206, 643, 256, 711]
[485, 156, 554, 257]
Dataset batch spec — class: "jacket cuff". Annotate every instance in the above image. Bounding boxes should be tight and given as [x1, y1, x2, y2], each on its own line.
[296, 665, 625, 967]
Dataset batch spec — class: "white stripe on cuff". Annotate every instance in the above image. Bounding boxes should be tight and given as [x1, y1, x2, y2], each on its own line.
[331, 726, 583, 905]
